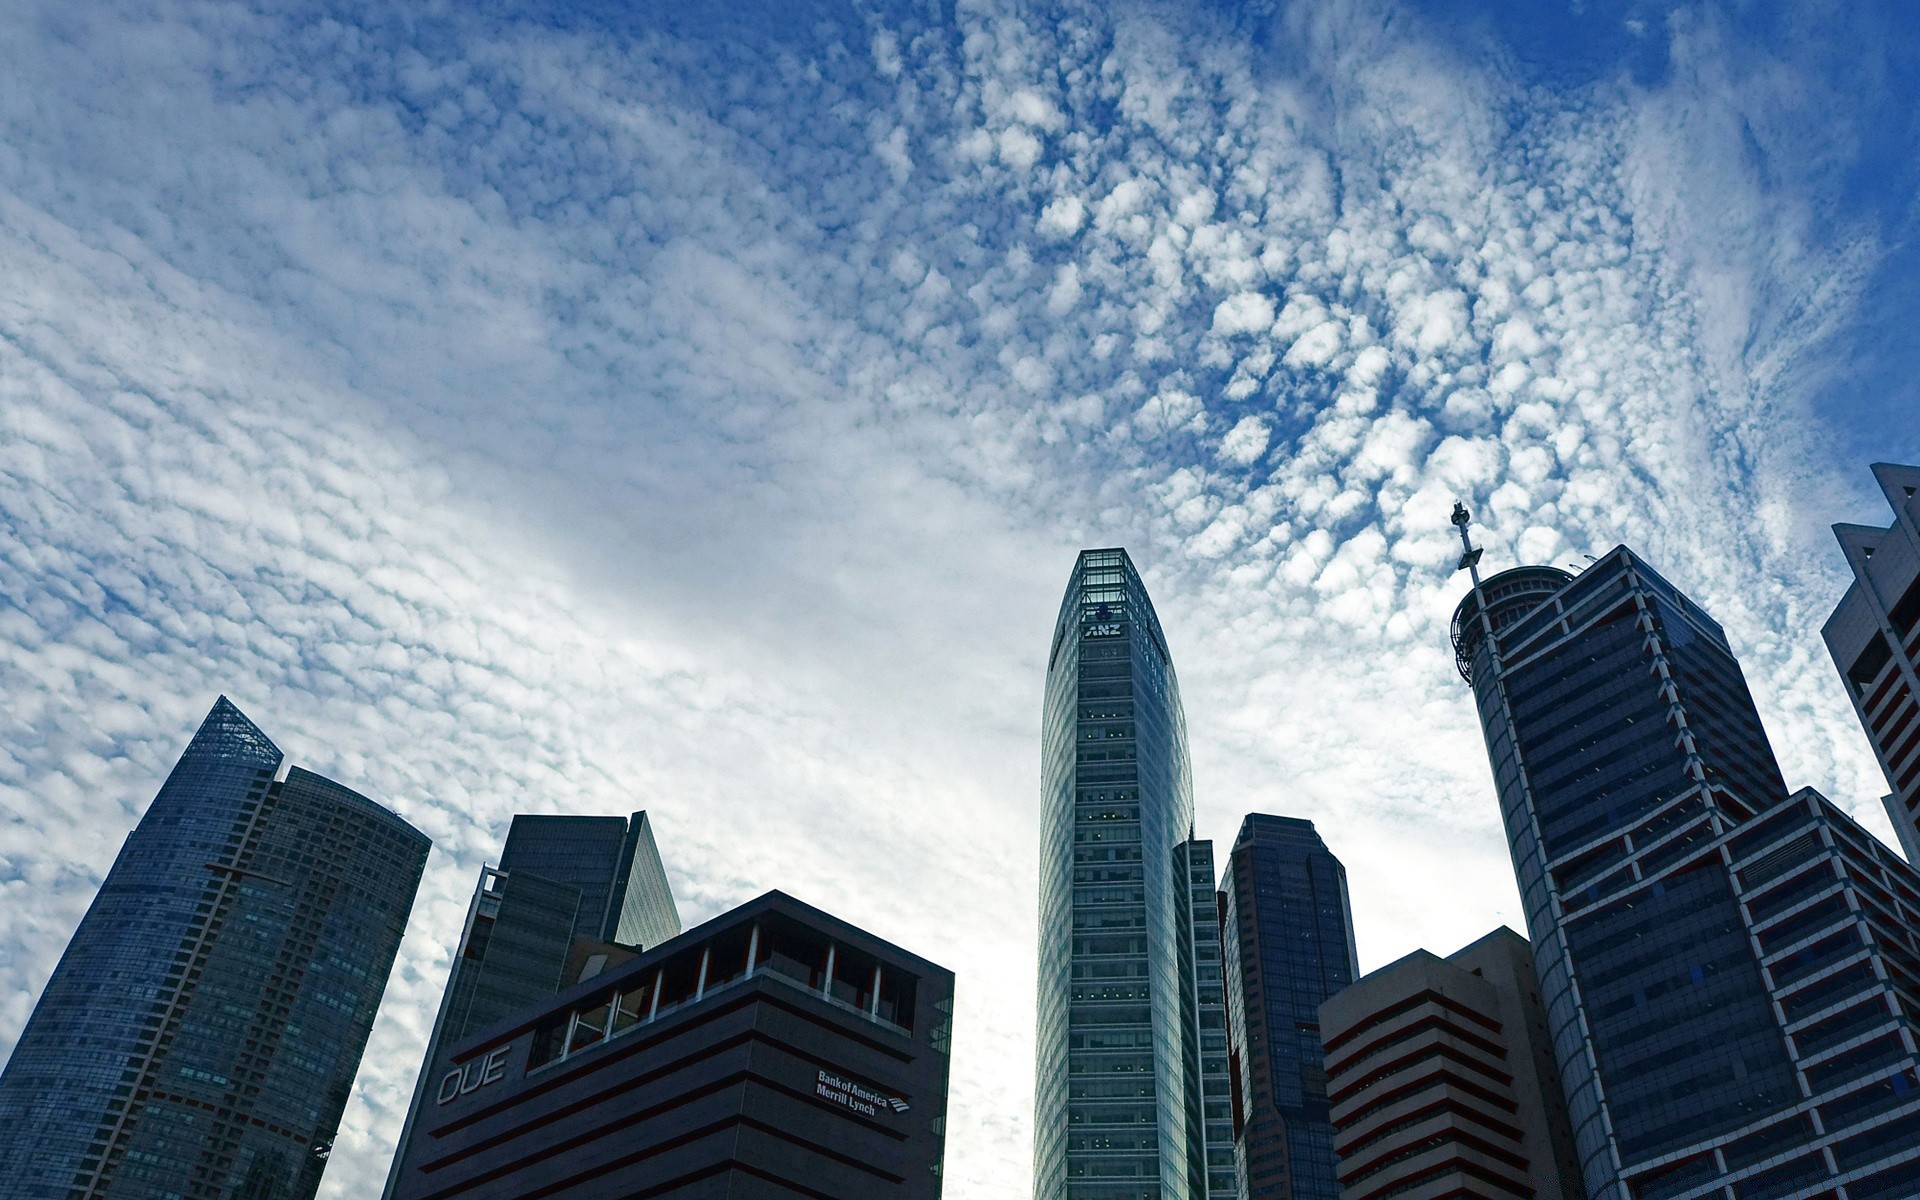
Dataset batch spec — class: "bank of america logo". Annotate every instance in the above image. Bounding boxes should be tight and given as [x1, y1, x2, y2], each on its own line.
[887, 1097, 911, 1113]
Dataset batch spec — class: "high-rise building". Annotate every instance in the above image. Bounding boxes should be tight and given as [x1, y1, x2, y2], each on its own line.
[1035, 548, 1212, 1200]
[1449, 522, 1920, 1200]
[0, 697, 430, 1200]
[1822, 462, 1920, 862]
[385, 890, 954, 1200]
[383, 812, 680, 1198]
[1218, 815, 1357, 1200]
[1318, 927, 1583, 1200]
[1175, 839, 1238, 1200]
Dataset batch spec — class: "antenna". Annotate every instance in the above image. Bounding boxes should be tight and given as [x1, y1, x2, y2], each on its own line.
[1451, 500, 1484, 586]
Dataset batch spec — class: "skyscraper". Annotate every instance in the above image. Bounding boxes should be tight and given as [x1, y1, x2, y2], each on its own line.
[1175, 839, 1237, 1200]
[1218, 815, 1356, 1200]
[1822, 461, 1920, 862]
[1449, 522, 1920, 1200]
[385, 891, 954, 1200]
[383, 812, 680, 1198]
[0, 697, 430, 1200]
[1035, 548, 1208, 1200]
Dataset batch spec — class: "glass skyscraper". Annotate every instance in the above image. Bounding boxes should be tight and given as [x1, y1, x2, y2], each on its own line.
[0, 697, 430, 1200]
[1217, 815, 1356, 1200]
[1822, 461, 1920, 862]
[382, 811, 680, 1198]
[1035, 548, 1213, 1200]
[1451, 532, 1920, 1200]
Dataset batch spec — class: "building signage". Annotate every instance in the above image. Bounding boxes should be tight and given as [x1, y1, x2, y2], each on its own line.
[437, 1046, 509, 1105]
[1083, 622, 1122, 638]
[815, 1069, 909, 1117]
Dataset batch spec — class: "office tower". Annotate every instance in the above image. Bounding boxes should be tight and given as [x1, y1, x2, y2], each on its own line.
[1035, 548, 1210, 1200]
[1218, 815, 1357, 1200]
[386, 890, 954, 1200]
[1318, 927, 1582, 1200]
[1175, 839, 1237, 1200]
[1822, 462, 1920, 862]
[1449, 520, 1920, 1200]
[0, 697, 430, 1200]
[383, 813, 680, 1198]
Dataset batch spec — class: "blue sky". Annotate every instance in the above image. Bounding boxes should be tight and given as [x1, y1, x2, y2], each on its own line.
[0, 1, 1915, 1195]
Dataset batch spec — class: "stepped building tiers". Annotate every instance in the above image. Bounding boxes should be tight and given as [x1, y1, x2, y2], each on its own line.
[1319, 927, 1583, 1200]
[383, 812, 682, 1199]
[1822, 462, 1920, 863]
[1448, 512, 1920, 1200]
[0, 698, 429, 1200]
[1219, 816, 1355, 1200]
[1035, 548, 1226, 1200]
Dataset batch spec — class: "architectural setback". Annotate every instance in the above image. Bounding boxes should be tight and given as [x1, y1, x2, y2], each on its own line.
[0, 697, 430, 1200]
[1450, 532, 1920, 1200]
[385, 889, 953, 1200]
[1318, 927, 1582, 1200]
[1822, 461, 1920, 863]
[383, 812, 681, 1199]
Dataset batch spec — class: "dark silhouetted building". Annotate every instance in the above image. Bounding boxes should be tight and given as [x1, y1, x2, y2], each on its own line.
[384, 813, 680, 1198]
[385, 890, 953, 1200]
[1319, 927, 1583, 1200]
[1035, 548, 1221, 1200]
[1822, 461, 1920, 862]
[1451, 532, 1920, 1200]
[1219, 815, 1357, 1200]
[0, 697, 429, 1200]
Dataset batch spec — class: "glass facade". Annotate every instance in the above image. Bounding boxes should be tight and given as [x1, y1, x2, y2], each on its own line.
[0, 697, 430, 1200]
[1175, 840, 1237, 1200]
[1035, 548, 1206, 1200]
[381, 811, 681, 1199]
[1452, 544, 1920, 1200]
[1820, 462, 1920, 863]
[1218, 816, 1355, 1200]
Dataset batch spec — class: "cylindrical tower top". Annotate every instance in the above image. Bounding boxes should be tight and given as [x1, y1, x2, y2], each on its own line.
[1449, 565, 1574, 682]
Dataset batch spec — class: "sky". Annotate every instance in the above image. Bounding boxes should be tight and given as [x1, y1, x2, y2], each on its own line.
[1, 0, 1916, 1195]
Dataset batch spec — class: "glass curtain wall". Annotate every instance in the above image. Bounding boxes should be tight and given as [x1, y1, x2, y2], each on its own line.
[1035, 549, 1200, 1200]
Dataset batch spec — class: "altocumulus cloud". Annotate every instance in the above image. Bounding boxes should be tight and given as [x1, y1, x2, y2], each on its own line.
[0, 0, 1899, 1195]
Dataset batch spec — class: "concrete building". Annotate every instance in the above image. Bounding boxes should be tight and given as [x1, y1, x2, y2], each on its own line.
[1822, 461, 1920, 862]
[385, 890, 953, 1200]
[1318, 928, 1583, 1200]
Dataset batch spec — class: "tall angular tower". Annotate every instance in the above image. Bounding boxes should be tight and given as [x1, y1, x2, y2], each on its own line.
[1449, 520, 1920, 1200]
[1217, 815, 1355, 1200]
[1035, 548, 1204, 1200]
[0, 698, 429, 1200]
[1822, 461, 1920, 861]
[382, 812, 681, 1198]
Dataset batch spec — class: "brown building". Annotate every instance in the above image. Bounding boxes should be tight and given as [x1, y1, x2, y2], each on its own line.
[1318, 927, 1583, 1200]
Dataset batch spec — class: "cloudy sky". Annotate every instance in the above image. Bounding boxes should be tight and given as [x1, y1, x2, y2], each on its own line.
[2, 0, 1916, 1194]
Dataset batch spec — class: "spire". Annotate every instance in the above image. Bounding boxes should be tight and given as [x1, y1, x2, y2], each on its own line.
[1451, 500, 1484, 586]
[182, 696, 282, 767]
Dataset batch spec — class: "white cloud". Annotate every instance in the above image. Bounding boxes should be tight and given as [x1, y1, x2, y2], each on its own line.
[0, 2, 1896, 1199]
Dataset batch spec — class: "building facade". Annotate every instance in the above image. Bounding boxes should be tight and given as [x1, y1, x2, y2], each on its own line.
[385, 890, 953, 1200]
[1035, 548, 1210, 1200]
[1318, 927, 1583, 1200]
[1175, 839, 1238, 1200]
[1451, 537, 1920, 1200]
[0, 697, 430, 1200]
[384, 812, 681, 1198]
[1821, 462, 1920, 862]
[1219, 815, 1357, 1200]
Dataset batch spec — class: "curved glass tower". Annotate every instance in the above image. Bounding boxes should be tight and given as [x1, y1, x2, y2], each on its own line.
[0, 697, 429, 1200]
[1035, 549, 1201, 1200]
